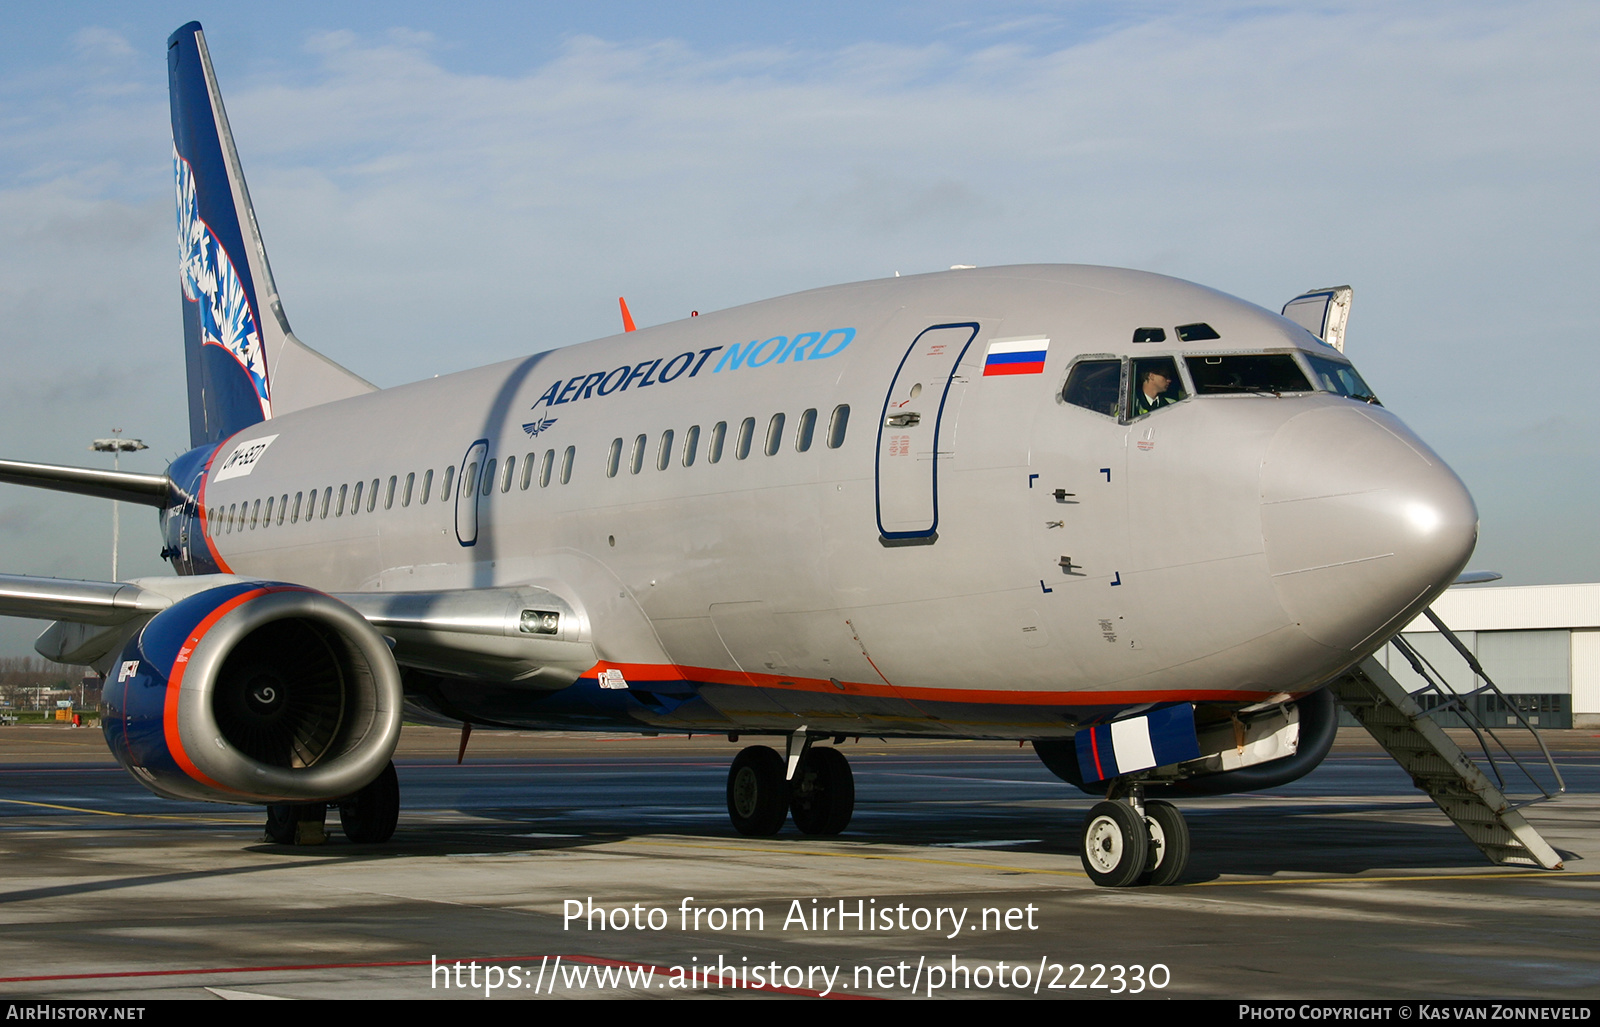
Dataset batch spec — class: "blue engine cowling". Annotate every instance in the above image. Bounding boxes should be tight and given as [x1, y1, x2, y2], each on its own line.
[101, 581, 403, 804]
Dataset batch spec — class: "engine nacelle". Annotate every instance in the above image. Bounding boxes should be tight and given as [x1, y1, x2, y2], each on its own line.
[1034, 687, 1339, 798]
[101, 581, 403, 805]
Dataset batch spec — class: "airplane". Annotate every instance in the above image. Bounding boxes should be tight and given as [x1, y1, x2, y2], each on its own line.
[0, 22, 1478, 888]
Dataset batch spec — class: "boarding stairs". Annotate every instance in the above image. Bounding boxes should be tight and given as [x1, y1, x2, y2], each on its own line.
[1328, 609, 1565, 870]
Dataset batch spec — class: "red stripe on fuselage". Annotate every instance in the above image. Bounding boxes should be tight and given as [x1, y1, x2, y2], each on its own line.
[582, 660, 1274, 707]
[194, 435, 237, 574]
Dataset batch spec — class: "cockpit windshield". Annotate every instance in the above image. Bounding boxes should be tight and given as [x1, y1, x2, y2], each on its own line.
[1185, 354, 1312, 395]
[1303, 354, 1380, 404]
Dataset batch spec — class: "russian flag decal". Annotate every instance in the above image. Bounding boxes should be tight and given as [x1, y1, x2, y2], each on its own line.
[982, 336, 1049, 376]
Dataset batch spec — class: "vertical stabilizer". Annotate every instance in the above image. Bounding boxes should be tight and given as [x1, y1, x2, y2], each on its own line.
[168, 22, 376, 449]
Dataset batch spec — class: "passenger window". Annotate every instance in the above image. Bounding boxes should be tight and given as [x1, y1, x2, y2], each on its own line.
[520, 454, 535, 490]
[735, 417, 755, 460]
[795, 408, 817, 452]
[367, 480, 377, 513]
[709, 421, 727, 463]
[540, 449, 554, 487]
[350, 481, 363, 515]
[461, 462, 478, 498]
[607, 438, 623, 478]
[403, 472, 415, 507]
[480, 458, 496, 496]
[385, 476, 397, 510]
[320, 487, 332, 519]
[264, 496, 274, 528]
[765, 413, 785, 456]
[291, 492, 303, 523]
[630, 434, 646, 474]
[420, 469, 433, 505]
[561, 446, 574, 484]
[336, 484, 347, 517]
[227, 504, 236, 533]
[440, 466, 454, 502]
[827, 405, 850, 449]
[683, 425, 700, 467]
[1129, 356, 1187, 418]
[1062, 359, 1123, 418]
[657, 429, 674, 471]
[500, 456, 515, 493]
[251, 499, 260, 529]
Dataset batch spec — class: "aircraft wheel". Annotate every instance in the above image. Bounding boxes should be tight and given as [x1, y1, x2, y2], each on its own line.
[263, 804, 297, 844]
[727, 745, 788, 836]
[339, 761, 400, 843]
[1140, 799, 1190, 886]
[790, 747, 854, 835]
[1081, 800, 1148, 887]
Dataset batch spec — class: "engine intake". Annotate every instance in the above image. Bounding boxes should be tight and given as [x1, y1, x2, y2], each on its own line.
[101, 582, 402, 804]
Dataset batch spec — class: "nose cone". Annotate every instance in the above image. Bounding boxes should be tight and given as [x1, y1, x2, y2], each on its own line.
[1260, 405, 1477, 650]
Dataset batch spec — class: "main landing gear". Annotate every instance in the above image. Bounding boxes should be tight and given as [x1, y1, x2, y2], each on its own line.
[263, 760, 401, 845]
[726, 737, 855, 837]
[1080, 784, 1190, 887]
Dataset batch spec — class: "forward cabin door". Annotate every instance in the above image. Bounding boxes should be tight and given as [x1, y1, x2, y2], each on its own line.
[874, 322, 981, 545]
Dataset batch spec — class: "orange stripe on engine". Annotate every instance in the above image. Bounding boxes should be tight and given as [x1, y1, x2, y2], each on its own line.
[162, 587, 268, 793]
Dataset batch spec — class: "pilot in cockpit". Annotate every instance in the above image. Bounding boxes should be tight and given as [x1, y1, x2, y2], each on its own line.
[1133, 366, 1177, 417]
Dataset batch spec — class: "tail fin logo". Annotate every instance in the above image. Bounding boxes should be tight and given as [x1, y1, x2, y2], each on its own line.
[175, 147, 271, 418]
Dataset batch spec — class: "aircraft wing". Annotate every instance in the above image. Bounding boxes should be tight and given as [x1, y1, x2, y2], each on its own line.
[0, 459, 173, 507]
[0, 574, 172, 626]
[0, 572, 595, 687]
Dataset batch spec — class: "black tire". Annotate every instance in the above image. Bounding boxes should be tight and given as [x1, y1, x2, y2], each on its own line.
[1080, 800, 1148, 887]
[339, 761, 400, 844]
[263, 804, 297, 844]
[790, 747, 854, 835]
[1140, 799, 1190, 887]
[726, 746, 788, 836]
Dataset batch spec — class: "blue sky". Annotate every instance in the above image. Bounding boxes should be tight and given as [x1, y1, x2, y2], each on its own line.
[1, 2, 1598, 658]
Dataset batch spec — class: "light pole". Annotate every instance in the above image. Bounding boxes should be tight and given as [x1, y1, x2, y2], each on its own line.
[89, 431, 147, 580]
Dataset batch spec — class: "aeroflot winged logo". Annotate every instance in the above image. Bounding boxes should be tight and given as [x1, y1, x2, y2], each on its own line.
[174, 147, 271, 418]
[527, 327, 856, 411]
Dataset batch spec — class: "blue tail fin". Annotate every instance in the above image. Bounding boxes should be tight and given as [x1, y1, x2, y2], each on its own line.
[168, 22, 376, 449]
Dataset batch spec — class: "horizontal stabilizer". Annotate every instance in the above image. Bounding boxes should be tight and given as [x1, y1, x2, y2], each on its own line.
[0, 459, 172, 508]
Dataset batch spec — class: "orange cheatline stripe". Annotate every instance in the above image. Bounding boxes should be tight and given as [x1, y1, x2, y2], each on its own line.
[579, 659, 1279, 708]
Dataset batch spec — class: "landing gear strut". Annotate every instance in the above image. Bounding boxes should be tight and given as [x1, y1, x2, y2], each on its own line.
[1079, 783, 1190, 887]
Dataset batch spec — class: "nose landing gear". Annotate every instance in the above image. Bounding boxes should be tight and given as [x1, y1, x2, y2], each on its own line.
[1080, 783, 1191, 887]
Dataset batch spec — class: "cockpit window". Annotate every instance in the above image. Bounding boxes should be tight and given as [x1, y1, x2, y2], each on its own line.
[1186, 354, 1313, 395]
[1132, 327, 1166, 344]
[1303, 354, 1380, 404]
[1175, 323, 1220, 342]
[1062, 359, 1122, 417]
[1130, 356, 1187, 417]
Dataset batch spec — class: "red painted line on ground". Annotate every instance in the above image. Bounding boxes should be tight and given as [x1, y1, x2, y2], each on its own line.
[0, 954, 871, 998]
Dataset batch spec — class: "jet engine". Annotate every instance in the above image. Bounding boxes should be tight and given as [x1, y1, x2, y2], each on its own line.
[1034, 686, 1339, 797]
[101, 581, 403, 805]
